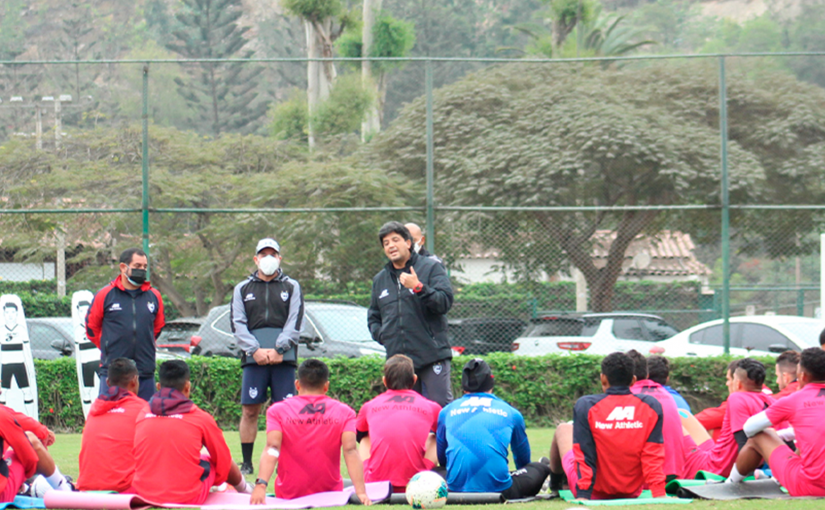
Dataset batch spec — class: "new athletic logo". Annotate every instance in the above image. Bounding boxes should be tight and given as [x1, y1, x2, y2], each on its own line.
[108, 303, 122, 312]
[244, 293, 256, 302]
[299, 403, 327, 415]
[606, 406, 635, 421]
[378, 289, 389, 299]
[386, 395, 415, 403]
[460, 396, 492, 407]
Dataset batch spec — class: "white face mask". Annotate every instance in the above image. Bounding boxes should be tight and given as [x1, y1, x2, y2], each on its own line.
[258, 255, 280, 276]
[413, 241, 423, 253]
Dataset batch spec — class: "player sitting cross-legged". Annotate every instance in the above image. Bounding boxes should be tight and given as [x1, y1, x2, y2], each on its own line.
[548, 352, 666, 500]
[727, 347, 825, 495]
[357, 355, 441, 493]
[251, 359, 371, 505]
[0, 397, 73, 501]
[132, 360, 253, 504]
[77, 358, 149, 492]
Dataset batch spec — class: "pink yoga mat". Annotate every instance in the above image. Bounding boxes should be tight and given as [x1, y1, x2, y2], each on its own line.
[44, 481, 391, 510]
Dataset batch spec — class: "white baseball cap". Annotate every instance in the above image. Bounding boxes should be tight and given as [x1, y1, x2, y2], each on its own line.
[256, 238, 281, 254]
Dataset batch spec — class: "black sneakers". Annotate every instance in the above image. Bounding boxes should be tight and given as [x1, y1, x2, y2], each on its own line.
[239, 462, 255, 475]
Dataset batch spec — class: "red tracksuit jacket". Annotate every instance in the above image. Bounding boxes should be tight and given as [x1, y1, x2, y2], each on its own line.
[0, 406, 39, 499]
[572, 386, 666, 499]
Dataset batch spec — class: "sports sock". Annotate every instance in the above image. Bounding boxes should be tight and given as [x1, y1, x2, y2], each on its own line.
[234, 479, 254, 494]
[44, 467, 72, 491]
[549, 472, 564, 491]
[727, 464, 746, 483]
[242, 442, 254, 465]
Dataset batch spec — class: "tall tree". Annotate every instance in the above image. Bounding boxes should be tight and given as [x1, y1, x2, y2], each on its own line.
[166, 0, 265, 136]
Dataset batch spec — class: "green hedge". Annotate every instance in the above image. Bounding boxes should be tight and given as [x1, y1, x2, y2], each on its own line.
[34, 354, 776, 432]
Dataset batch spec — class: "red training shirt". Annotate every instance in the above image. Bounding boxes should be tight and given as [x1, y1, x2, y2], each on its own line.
[356, 389, 440, 488]
[765, 382, 825, 484]
[775, 380, 799, 400]
[77, 387, 149, 492]
[630, 380, 686, 479]
[0, 405, 39, 499]
[266, 394, 356, 499]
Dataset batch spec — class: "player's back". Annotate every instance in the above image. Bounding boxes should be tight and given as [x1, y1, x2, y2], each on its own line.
[767, 382, 825, 482]
[78, 388, 148, 492]
[573, 388, 665, 499]
[358, 389, 440, 488]
[266, 394, 356, 499]
[631, 380, 685, 479]
[437, 393, 528, 492]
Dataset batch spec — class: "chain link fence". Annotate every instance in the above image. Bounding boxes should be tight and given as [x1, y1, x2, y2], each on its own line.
[2, 55, 825, 360]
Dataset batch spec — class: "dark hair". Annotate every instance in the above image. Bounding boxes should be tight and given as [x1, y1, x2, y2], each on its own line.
[601, 352, 635, 387]
[776, 350, 800, 374]
[800, 347, 825, 381]
[158, 359, 190, 391]
[298, 359, 329, 390]
[378, 221, 412, 245]
[626, 350, 648, 382]
[120, 248, 147, 266]
[384, 355, 415, 390]
[734, 358, 765, 387]
[107, 358, 138, 388]
[727, 359, 740, 375]
[647, 355, 670, 385]
[820, 327, 825, 347]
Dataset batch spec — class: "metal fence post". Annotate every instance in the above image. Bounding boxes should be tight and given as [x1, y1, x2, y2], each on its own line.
[720, 57, 731, 354]
[142, 64, 151, 276]
[425, 60, 435, 254]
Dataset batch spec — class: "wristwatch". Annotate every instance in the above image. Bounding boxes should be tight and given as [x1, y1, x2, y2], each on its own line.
[413, 282, 424, 294]
[255, 478, 268, 487]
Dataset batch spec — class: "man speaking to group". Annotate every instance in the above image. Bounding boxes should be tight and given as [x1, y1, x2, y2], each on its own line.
[368, 222, 454, 406]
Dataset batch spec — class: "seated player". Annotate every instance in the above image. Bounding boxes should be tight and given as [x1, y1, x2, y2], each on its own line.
[626, 351, 686, 481]
[356, 355, 440, 493]
[681, 358, 775, 479]
[77, 358, 149, 492]
[774, 350, 800, 400]
[694, 360, 741, 441]
[251, 359, 370, 505]
[646, 355, 691, 413]
[437, 358, 550, 500]
[548, 352, 666, 500]
[132, 360, 252, 504]
[1, 398, 73, 501]
[727, 347, 825, 495]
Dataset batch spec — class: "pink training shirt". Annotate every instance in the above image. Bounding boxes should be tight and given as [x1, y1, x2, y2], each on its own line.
[356, 389, 441, 488]
[705, 391, 774, 476]
[630, 380, 686, 479]
[266, 394, 357, 500]
[765, 382, 825, 484]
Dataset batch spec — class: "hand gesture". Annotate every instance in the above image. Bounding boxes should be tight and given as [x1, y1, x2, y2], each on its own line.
[252, 349, 270, 365]
[399, 266, 420, 290]
[269, 350, 284, 365]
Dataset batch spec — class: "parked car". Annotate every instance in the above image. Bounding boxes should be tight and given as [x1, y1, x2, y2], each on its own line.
[26, 318, 75, 360]
[512, 312, 679, 356]
[447, 318, 527, 355]
[176, 301, 385, 359]
[156, 317, 204, 355]
[650, 315, 824, 357]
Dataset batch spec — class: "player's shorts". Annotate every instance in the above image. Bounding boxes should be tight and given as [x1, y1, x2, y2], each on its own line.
[562, 450, 642, 500]
[241, 364, 295, 405]
[681, 435, 714, 479]
[769, 444, 825, 497]
[1, 451, 27, 503]
[184, 455, 219, 506]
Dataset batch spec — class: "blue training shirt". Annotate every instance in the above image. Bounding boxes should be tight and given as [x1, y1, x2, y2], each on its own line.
[436, 393, 530, 492]
[664, 385, 691, 413]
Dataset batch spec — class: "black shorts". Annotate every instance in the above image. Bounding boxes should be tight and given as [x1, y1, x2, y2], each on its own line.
[241, 364, 296, 405]
[501, 462, 552, 500]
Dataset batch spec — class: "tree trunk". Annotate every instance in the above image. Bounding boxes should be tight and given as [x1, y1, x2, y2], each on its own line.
[361, 0, 383, 141]
[151, 248, 197, 317]
[305, 19, 336, 148]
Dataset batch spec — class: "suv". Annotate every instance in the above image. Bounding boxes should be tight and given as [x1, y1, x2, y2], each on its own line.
[447, 318, 526, 355]
[513, 313, 679, 356]
[172, 301, 385, 359]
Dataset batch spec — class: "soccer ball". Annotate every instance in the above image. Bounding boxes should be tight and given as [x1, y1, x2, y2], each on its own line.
[405, 471, 448, 509]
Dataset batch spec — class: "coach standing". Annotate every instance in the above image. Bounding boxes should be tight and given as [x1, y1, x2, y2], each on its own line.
[231, 238, 304, 475]
[368, 222, 454, 406]
[85, 248, 165, 401]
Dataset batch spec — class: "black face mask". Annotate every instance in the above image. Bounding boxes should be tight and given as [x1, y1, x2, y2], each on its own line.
[127, 268, 147, 286]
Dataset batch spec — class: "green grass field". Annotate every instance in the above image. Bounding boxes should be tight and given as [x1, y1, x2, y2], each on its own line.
[46, 430, 808, 510]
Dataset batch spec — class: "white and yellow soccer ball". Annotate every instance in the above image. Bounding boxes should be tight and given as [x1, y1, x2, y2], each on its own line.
[405, 471, 448, 509]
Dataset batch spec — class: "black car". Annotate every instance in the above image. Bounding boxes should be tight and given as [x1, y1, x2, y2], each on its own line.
[447, 317, 527, 355]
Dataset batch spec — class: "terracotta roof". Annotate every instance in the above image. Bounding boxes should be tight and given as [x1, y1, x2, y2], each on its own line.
[591, 230, 712, 277]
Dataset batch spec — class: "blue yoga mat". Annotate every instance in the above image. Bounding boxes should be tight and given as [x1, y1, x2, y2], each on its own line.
[0, 497, 45, 510]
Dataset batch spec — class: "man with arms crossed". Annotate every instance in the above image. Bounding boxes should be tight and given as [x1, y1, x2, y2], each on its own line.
[231, 238, 304, 474]
[132, 360, 252, 504]
[548, 352, 666, 500]
[368, 222, 454, 406]
[77, 358, 148, 492]
[251, 359, 370, 505]
[357, 355, 440, 492]
[727, 347, 825, 495]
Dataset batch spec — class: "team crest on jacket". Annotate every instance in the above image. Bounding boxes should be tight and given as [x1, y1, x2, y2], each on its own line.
[433, 363, 442, 375]
[249, 387, 258, 399]
[280, 291, 289, 302]
[147, 301, 155, 313]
